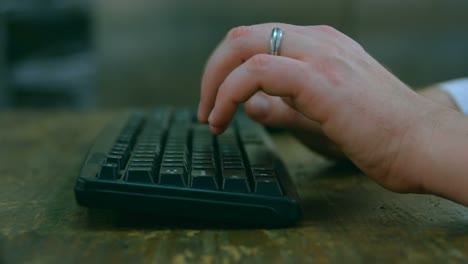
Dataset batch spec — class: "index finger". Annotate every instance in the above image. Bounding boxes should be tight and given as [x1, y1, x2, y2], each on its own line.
[198, 23, 308, 123]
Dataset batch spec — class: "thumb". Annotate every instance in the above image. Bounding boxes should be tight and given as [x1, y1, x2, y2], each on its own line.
[244, 91, 319, 131]
[245, 91, 345, 159]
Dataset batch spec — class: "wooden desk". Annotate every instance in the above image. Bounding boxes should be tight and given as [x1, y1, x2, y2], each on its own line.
[1, 111, 467, 263]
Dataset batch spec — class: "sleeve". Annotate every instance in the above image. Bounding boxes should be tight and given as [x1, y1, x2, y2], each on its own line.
[438, 78, 468, 115]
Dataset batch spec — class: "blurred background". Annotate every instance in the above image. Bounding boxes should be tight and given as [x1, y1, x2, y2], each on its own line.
[0, 0, 467, 109]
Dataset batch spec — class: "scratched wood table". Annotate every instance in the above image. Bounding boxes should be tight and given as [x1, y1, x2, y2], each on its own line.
[0, 111, 467, 263]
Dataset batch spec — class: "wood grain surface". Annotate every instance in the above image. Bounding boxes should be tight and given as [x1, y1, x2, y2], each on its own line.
[0, 112, 467, 263]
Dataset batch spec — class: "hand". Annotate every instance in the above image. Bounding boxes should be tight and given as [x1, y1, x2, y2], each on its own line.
[197, 23, 452, 194]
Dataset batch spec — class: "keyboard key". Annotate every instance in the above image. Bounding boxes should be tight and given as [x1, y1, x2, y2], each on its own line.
[192, 155, 213, 160]
[130, 158, 155, 164]
[134, 145, 160, 152]
[129, 162, 154, 169]
[99, 163, 119, 180]
[111, 144, 128, 152]
[161, 161, 186, 169]
[222, 169, 250, 193]
[126, 167, 154, 183]
[159, 167, 188, 187]
[254, 177, 283, 196]
[191, 169, 218, 190]
[192, 162, 215, 169]
[252, 169, 276, 178]
[163, 157, 186, 164]
[192, 157, 213, 163]
[223, 165, 245, 171]
[164, 150, 186, 156]
[133, 153, 157, 159]
[106, 154, 124, 169]
[134, 150, 158, 155]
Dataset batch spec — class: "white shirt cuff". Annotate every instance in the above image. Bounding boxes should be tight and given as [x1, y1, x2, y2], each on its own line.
[438, 78, 468, 115]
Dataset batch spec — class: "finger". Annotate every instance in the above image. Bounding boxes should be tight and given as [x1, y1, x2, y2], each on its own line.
[198, 23, 310, 123]
[244, 92, 320, 131]
[207, 54, 315, 134]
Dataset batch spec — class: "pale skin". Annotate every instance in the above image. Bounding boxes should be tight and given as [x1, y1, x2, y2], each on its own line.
[197, 23, 468, 206]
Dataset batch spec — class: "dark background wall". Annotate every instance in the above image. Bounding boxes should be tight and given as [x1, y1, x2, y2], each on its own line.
[0, 12, 6, 106]
[1, 0, 468, 109]
[96, 0, 468, 108]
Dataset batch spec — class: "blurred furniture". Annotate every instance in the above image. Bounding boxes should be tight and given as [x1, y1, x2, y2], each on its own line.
[1, 0, 94, 108]
[96, 0, 468, 107]
[1, 111, 468, 263]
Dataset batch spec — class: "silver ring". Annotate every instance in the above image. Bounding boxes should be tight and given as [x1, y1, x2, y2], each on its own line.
[269, 27, 283, 56]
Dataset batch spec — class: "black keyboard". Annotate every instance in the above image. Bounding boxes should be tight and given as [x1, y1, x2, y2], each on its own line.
[74, 108, 302, 226]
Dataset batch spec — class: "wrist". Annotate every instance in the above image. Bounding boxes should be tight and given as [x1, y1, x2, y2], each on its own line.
[376, 95, 437, 193]
[417, 87, 459, 112]
[399, 102, 468, 204]
[437, 78, 468, 115]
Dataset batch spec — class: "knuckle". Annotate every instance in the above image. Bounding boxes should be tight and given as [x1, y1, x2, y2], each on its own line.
[225, 88, 243, 105]
[218, 81, 240, 104]
[315, 25, 339, 34]
[314, 25, 362, 50]
[248, 54, 271, 69]
[313, 57, 345, 86]
[226, 25, 253, 41]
